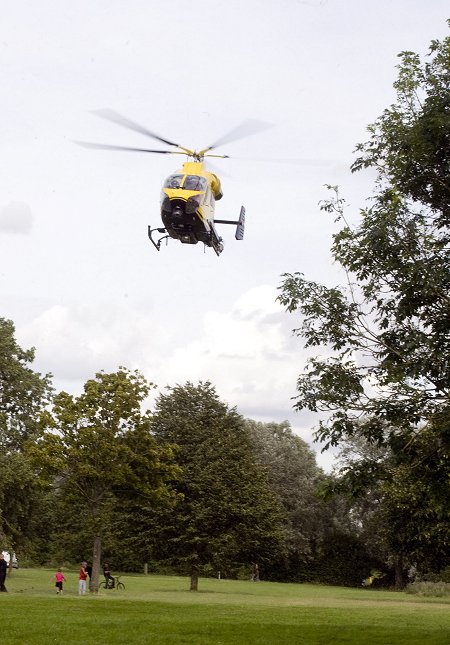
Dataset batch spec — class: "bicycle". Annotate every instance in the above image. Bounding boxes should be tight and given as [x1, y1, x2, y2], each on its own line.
[99, 575, 125, 590]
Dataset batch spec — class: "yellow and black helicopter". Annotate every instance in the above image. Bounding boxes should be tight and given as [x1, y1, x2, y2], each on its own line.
[77, 110, 271, 256]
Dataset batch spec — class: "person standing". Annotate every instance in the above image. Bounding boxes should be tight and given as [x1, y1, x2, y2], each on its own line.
[0, 553, 7, 592]
[251, 563, 260, 582]
[85, 562, 93, 592]
[54, 568, 65, 594]
[78, 561, 88, 595]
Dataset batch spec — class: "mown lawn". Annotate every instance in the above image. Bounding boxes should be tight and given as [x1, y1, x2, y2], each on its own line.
[1, 568, 449, 644]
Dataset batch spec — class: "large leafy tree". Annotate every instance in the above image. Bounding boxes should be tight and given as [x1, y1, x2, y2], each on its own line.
[331, 421, 449, 586]
[246, 420, 381, 585]
[278, 27, 450, 571]
[244, 420, 327, 577]
[151, 382, 286, 590]
[0, 318, 52, 561]
[34, 368, 178, 591]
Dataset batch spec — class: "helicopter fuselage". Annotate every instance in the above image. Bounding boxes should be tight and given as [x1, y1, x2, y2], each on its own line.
[78, 109, 254, 256]
[160, 161, 224, 254]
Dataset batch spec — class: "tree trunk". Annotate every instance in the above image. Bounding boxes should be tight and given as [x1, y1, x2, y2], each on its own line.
[190, 570, 199, 591]
[91, 535, 102, 593]
[394, 555, 405, 590]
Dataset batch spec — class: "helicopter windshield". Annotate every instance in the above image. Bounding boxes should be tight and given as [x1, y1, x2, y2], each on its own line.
[164, 175, 183, 189]
[183, 175, 207, 191]
[164, 174, 207, 191]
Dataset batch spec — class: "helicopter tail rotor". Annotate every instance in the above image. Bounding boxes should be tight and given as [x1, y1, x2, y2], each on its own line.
[235, 206, 245, 240]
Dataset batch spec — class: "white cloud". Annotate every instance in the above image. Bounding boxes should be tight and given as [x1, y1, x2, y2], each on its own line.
[16, 285, 339, 471]
[17, 303, 163, 384]
[17, 285, 306, 417]
[152, 285, 303, 416]
[0, 202, 33, 234]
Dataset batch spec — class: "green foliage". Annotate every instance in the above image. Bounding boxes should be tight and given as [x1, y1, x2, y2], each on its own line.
[0, 451, 45, 553]
[352, 32, 450, 213]
[329, 421, 450, 578]
[278, 26, 450, 573]
[380, 426, 449, 573]
[406, 581, 450, 597]
[311, 530, 383, 587]
[419, 566, 450, 583]
[279, 28, 450, 444]
[245, 420, 350, 581]
[0, 318, 52, 451]
[33, 368, 178, 587]
[36, 369, 176, 517]
[150, 382, 286, 585]
[0, 317, 53, 554]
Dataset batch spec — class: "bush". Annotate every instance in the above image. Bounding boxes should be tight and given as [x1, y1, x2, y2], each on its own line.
[310, 531, 385, 587]
[419, 567, 450, 584]
[406, 581, 450, 597]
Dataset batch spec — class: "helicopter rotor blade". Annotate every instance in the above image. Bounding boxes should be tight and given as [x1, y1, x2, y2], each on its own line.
[201, 119, 273, 155]
[73, 141, 178, 154]
[203, 158, 232, 178]
[204, 153, 230, 159]
[233, 156, 336, 166]
[91, 109, 181, 148]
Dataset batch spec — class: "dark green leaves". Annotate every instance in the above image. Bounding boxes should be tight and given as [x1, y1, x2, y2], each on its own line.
[279, 28, 450, 450]
[150, 382, 286, 582]
[278, 27, 450, 575]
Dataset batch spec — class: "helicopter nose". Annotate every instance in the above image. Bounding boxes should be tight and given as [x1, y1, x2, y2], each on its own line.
[161, 195, 184, 216]
[185, 194, 202, 214]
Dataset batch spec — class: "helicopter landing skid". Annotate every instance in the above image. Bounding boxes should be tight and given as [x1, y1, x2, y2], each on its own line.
[209, 228, 224, 256]
[148, 225, 170, 251]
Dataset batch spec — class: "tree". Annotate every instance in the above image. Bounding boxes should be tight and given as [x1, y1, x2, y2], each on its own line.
[244, 420, 327, 579]
[278, 27, 450, 571]
[330, 423, 450, 586]
[246, 420, 382, 585]
[0, 317, 52, 565]
[151, 382, 286, 590]
[34, 368, 178, 591]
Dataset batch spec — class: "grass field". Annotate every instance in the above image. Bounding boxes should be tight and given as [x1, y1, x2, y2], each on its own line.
[1, 568, 449, 644]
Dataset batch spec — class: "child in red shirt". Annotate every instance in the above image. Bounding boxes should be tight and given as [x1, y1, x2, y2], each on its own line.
[54, 569, 65, 594]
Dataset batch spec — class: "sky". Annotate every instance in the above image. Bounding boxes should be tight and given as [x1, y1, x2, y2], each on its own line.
[1, 0, 449, 470]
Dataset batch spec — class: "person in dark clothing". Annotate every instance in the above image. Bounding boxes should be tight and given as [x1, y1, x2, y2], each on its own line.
[103, 563, 114, 588]
[85, 562, 93, 592]
[0, 553, 8, 592]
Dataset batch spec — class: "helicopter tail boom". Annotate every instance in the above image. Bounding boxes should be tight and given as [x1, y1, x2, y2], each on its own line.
[214, 206, 246, 240]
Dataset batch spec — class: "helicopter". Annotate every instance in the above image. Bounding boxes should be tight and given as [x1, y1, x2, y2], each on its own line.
[76, 110, 271, 256]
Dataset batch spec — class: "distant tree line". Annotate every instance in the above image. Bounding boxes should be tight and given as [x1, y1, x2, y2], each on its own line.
[0, 316, 389, 589]
[0, 313, 446, 590]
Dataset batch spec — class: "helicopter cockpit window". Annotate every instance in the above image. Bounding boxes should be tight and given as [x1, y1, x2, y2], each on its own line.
[164, 175, 183, 189]
[183, 175, 207, 191]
